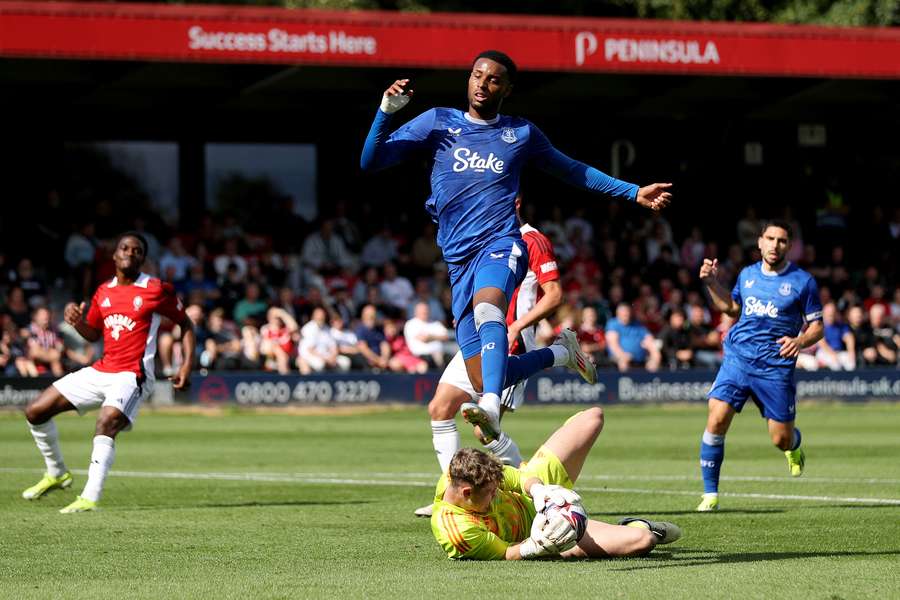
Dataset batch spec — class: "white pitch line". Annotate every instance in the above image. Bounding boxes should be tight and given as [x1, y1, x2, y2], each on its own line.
[3, 467, 899, 505]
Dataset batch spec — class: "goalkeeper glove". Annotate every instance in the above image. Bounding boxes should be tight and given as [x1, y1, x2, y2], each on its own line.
[518, 513, 578, 559]
[529, 483, 583, 512]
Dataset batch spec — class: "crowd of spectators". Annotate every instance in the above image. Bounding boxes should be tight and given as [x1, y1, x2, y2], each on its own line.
[2, 198, 899, 378]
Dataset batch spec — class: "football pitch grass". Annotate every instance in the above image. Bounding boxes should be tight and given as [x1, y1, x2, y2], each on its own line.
[1, 403, 898, 599]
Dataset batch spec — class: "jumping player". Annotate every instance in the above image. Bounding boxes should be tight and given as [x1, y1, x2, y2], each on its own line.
[361, 50, 672, 446]
[21, 232, 195, 513]
[415, 194, 567, 517]
[696, 220, 823, 511]
[431, 408, 682, 560]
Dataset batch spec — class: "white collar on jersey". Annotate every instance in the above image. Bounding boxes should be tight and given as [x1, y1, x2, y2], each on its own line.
[520, 223, 536, 235]
[107, 272, 151, 288]
[760, 261, 791, 277]
[464, 113, 500, 125]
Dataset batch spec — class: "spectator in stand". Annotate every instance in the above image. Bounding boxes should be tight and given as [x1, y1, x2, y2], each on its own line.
[634, 284, 664, 335]
[564, 207, 594, 248]
[890, 287, 900, 324]
[680, 226, 706, 271]
[330, 314, 367, 371]
[352, 266, 381, 308]
[863, 283, 890, 314]
[578, 306, 607, 369]
[355, 304, 390, 371]
[660, 308, 693, 370]
[3, 318, 32, 376]
[214, 238, 248, 281]
[812, 302, 856, 371]
[183, 263, 220, 310]
[384, 319, 427, 374]
[736, 205, 760, 250]
[12, 259, 47, 308]
[3, 286, 32, 333]
[404, 301, 450, 368]
[329, 281, 357, 325]
[159, 304, 209, 374]
[406, 278, 445, 323]
[301, 218, 356, 274]
[332, 200, 363, 253]
[233, 282, 268, 327]
[158, 238, 196, 284]
[218, 263, 245, 316]
[25, 307, 65, 377]
[580, 282, 611, 326]
[64, 222, 98, 298]
[361, 224, 399, 268]
[687, 304, 721, 368]
[297, 306, 346, 374]
[606, 303, 661, 372]
[0, 319, 17, 375]
[379, 262, 415, 314]
[201, 308, 243, 370]
[847, 306, 876, 367]
[258, 307, 298, 375]
[869, 304, 900, 365]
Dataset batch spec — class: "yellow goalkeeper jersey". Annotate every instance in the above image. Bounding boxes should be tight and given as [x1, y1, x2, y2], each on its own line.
[430, 465, 537, 560]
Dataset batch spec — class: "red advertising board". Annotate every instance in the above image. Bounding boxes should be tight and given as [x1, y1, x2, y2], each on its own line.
[1, 1, 899, 78]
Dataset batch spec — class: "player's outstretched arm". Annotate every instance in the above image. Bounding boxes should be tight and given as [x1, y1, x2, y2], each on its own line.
[635, 183, 673, 211]
[699, 259, 740, 317]
[64, 302, 101, 343]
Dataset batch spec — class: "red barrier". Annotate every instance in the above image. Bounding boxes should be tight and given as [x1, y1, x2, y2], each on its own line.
[1, 1, 899, 78]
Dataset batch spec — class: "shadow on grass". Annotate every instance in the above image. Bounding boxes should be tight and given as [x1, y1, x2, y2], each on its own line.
[125, 500, 372, 511]
[609, 547, 900, 570]
[589, 508, 785, 517]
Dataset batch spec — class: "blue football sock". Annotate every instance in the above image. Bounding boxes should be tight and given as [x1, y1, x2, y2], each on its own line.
[790, 427, 802, 451]
[478, 321, 508, 397]
[700, 430, 725, 494]
[504, 349, 554, 388]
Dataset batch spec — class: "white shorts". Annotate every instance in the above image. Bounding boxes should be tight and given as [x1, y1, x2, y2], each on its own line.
[53, 367, 151, 427]
[438, 351, 526, 411]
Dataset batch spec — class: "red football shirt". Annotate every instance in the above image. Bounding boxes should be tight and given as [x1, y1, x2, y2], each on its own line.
[508, 224, 560, 354]
[84, 273, 187, 380]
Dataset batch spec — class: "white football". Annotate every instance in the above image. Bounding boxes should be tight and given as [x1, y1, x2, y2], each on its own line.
[541, 501, 588, 541]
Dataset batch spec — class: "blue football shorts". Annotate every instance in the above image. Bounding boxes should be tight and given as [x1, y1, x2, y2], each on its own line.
[448, 235, 528, 359]
[708, 354, 797, 423]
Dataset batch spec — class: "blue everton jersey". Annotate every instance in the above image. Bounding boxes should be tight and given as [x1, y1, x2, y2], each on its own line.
[725, 262, 823, 375]
[361, 107, 638, 263]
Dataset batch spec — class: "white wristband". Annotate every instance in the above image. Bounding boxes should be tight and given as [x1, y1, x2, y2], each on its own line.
[380, 93, 410, 114]
[518, 537, 541, 559]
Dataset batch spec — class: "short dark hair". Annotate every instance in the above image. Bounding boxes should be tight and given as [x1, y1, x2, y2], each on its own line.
[116, 231, 149, 255]
[472, 50, 517, 82]
[760, 219, 793, 240]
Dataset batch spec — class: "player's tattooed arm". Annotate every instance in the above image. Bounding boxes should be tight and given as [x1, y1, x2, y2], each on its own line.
[63, 302, 101, 343]
[699, 259, 740, 318]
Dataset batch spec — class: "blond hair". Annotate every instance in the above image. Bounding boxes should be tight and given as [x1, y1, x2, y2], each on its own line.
[448, 448, 504, 490]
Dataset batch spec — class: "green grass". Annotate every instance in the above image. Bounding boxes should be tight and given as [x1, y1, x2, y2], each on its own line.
[1, 403, 898, 599]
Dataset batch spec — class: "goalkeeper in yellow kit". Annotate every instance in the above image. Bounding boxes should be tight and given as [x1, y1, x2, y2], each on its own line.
[431, 408, 682, 560]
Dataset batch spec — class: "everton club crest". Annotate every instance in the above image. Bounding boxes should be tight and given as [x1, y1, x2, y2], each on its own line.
[778, 283, 792, 296]
[501, 128, 517, 144]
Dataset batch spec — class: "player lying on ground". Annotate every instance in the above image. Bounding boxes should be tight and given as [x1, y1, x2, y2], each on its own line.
[415, 195, 567, 517]
[361, 49, 672, 449]
[696, 220, 823, 512]
[431, 407, 681, 559]
[21, 232, 194, 513]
